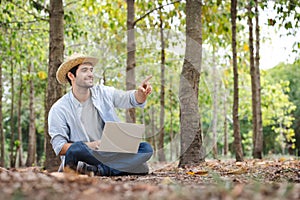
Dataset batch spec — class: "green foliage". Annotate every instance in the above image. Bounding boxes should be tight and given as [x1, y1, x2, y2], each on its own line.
[202, 0, 231, 45]
[1, 0, 299, 166]
[266, 61, 300, 154]
[14, 140, 21, 148]
[269, 0, 300, 54]
[261, 78, 296, 153]
[0, 0, 48, 166]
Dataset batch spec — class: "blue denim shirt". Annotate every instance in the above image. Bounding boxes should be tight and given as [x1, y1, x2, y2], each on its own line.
[48, 84, 145, 156]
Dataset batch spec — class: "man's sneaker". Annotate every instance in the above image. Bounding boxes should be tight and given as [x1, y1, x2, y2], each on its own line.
[76, 161, 99, 176]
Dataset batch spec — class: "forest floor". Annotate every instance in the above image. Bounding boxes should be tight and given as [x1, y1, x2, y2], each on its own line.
[0, 157, 299, 200]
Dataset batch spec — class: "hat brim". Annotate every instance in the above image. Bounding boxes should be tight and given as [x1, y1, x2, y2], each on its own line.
[56, 56, 99, 84]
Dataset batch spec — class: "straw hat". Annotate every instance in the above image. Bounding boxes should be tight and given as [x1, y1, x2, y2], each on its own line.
[56, 53, 99, 84]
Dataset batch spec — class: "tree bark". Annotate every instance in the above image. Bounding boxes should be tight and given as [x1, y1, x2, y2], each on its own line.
[254, 0, 263, 158]
[169, 78, 174, 160]
[248, 1, 257, 157]
[45, 0, 64, 172]
[223, 90, 228, 156]
[212, 47, 218, 158]
[231, 0, 244, 162]
[151, 107, 157, 159]
[248, 0, 263, 159]
[178, 0, 204, 167]
[126, 0, 136, 123]
[158, 9, 166, 162]
[26, 63, 36, 167]
[17, 60, 24, 167]
[9, 33, 15, 167]
[0, 61, 4, 167]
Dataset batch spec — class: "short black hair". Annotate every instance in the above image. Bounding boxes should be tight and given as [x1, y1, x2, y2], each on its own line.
[66, 64, 79, 85]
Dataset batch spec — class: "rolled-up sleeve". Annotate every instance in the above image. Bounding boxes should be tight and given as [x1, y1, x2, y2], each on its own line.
[108, 86, 146, 108]
[129, 90, 146, 108]
[48, 106, 70, 156]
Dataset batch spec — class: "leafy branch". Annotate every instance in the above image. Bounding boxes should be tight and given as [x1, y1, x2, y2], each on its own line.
[9, 0, 48, 21]
[134, 0, 182, 26]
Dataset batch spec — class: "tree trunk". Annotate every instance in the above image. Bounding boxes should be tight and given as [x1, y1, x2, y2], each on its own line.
[223, 90, 228, 156]
[151, 107, 157, 159]
[178, 0, 204, 167]
[212, 47, 218, 158]
[26, 63, 36, 167]
[254, 0, 263, 158]
[248, 1, 257, 158]
[0, 62, 4, 167]
[248, 0, 263, 159]
[231, 0, 244, 162]
[17, 60, 24, 167]
[169, 77, 174, 161]
[144, 113, 153, 152]
[126, 0, 136, 123]
[10, 34, 15, 168]
[158, 9, 166, 162]
[45, 0, 64, 172]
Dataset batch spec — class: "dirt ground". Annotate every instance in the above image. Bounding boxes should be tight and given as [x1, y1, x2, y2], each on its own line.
[0, 158, 299, 200]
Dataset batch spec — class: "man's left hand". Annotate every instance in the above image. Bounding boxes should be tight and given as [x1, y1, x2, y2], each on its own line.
[135, 75, 152, 104]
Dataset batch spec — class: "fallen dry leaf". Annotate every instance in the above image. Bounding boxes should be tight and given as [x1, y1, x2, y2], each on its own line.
[279, 157, 286, 162]
[1, 158, 300, 200]
[227, 167, 248, 175]
[187, 171, 195, 175]
[194, 170, 209, 176]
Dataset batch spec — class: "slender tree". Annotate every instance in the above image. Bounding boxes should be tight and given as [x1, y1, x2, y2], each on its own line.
[9, 32, 16, 167]
[125, 0, 182, 123]
[248, 0, 263, 159]
[223, 90, 228, 156]
[212, 47, 218, 158]
[158, 8, 166, 161]
[231, 0, 244, 161]
[178, 0, 204, 167]
[26, 63, 36, 166]
[151, 107, 157, 158]
[126, 0, 136, 123]
[169, 77, 174, 160]
[17, 55, 24, 167]
[0, 60, 4, 167]
[44, 0, 64, 171]
[254, 0, 263, 158]
[248, 0, 257, 156]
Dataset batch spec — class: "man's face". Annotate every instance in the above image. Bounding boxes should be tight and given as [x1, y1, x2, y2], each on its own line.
[74, 63, 94, 88]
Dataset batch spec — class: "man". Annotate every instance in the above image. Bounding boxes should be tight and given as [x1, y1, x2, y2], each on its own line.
[48, 53, 153, 176]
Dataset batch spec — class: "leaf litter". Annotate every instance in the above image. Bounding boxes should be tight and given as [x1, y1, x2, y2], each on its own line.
[0, 158, 299, 200]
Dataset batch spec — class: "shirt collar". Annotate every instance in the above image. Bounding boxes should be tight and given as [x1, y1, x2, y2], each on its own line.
[69, 87, 95, 107]
[69, 90, 81, 108]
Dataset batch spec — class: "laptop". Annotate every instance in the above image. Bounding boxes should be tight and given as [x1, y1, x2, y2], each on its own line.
[98, 121, 145, 153]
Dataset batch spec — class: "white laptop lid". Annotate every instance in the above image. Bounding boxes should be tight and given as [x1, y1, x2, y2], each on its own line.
[98, 121, 145, 153]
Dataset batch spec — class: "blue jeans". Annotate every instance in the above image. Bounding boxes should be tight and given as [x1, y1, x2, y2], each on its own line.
[65, 141, 153, 176]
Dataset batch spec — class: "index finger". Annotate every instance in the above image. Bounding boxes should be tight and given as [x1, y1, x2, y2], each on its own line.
[142, 75, 152, 85]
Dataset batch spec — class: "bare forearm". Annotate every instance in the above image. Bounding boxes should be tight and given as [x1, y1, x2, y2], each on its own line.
[59, 143, 72, 155]
[58, 141, 100, 155]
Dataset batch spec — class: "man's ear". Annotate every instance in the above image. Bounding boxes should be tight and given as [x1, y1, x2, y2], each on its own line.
[67, 72, 75, 81]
